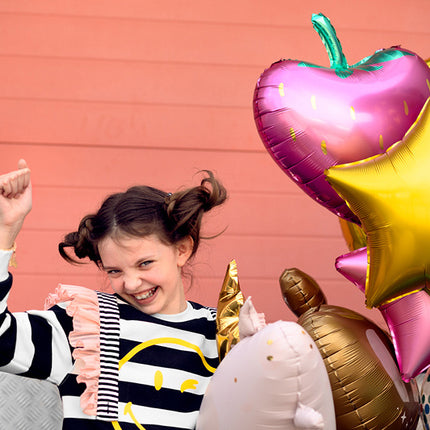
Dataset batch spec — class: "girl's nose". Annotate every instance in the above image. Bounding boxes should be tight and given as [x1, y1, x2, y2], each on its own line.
[123, 273, 142, 291]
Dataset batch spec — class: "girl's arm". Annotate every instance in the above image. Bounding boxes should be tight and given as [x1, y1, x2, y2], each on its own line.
[0, 159, 32, 250]
[0, 274, 74, 383]
[0, 161, 73, 384]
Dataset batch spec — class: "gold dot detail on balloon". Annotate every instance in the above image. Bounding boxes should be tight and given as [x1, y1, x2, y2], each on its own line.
[267, 339, 273, 345]
[321, 140, 327, 155]
[278, 82, 285, 97]
[311, 94, 317, 110]
[234, 377, 237, 383]
[379, 135, 384, 151]
[404, 100, 409, 116]
[267, 355, 273, 361]
[350, 106, 356, 120]
[290, 128, 296, 141]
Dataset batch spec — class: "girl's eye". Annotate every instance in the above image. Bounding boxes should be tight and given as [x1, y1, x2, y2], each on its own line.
[106, 269, 121, 276]
[140, 260, 153, 268]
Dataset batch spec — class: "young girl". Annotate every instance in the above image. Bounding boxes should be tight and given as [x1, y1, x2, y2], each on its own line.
[0, 160, 227, 429]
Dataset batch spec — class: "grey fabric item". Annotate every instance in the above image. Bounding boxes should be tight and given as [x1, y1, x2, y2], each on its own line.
[0, 372, 62, 429]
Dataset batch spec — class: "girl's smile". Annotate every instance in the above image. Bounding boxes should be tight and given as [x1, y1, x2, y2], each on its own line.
[98, 234, 193, 315]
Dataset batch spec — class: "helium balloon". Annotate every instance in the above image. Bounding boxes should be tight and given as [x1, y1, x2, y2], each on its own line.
[216, 260, 244, 361]
[336, 249, 430, 381]
[335, 247, 367, 293]
[197, 298, 336, 430]
[339, 218, 367, 251]
[326, 98, 430, 307]
[254, 13, 430, 224]
[279, 267, 326, 317]
[379, 289, 430, 381]
[281, 268, 420, 428]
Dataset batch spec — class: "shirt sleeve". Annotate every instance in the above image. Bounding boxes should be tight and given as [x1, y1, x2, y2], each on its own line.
[0, 273, 74, 384]
[0, 249, 13, 282]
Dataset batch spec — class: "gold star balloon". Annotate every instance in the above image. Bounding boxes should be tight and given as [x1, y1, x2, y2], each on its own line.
[326, 97, 430, 308]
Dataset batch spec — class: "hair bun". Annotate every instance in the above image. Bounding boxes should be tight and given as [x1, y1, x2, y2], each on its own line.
[59, 215, 98, 264]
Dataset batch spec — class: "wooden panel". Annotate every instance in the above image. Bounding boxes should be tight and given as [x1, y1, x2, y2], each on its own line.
[0, 99, 260, 150]
[0, 14, 427, 68]
[0, 143, 299, 194]
[0, 0, 428, 35]
[0, 57, 260, 107]
[0, 14, 321, 66]
[0, 13, 427, 65]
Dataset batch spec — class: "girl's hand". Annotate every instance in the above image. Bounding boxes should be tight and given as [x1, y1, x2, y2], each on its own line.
[0, 159, 32, 249]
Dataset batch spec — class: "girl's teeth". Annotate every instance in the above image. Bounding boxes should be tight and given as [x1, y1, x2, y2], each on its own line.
[135, 288, 157, 300]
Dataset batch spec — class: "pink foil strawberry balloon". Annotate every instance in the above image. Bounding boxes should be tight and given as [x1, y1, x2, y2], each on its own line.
[254, 13, 430, 223]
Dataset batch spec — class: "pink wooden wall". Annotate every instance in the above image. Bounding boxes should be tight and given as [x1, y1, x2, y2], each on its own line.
[0, 0, 429, 326]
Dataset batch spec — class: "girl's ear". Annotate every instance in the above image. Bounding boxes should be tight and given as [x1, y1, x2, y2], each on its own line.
[176, 236, 194, 267]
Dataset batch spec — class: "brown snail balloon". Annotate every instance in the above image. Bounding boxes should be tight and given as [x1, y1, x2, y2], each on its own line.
[280, 268, 420, 430]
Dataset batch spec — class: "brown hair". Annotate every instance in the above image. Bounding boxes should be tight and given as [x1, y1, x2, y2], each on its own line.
[59, 170, 227, 265]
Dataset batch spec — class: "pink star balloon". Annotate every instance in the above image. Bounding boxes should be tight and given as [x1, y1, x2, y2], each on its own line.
[335, 247, 367, 293]
[336, 248, 430, 381]
[380, 290, 430, 382]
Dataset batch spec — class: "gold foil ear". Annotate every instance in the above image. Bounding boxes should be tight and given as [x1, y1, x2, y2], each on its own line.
[216, 260, 244, 361]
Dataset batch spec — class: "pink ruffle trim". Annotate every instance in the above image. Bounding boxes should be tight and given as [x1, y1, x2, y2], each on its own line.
[45, 284, 101, 416]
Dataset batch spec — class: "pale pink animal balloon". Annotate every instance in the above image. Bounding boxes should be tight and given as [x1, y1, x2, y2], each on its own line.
[197, 298, 336, 429]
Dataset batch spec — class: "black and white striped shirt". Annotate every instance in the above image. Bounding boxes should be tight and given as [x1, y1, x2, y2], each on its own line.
[0, 271, 218, 429]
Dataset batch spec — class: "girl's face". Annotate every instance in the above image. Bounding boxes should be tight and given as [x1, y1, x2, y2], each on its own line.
[98, 233, 192, 315]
